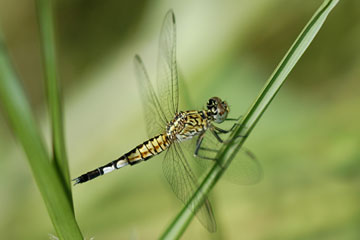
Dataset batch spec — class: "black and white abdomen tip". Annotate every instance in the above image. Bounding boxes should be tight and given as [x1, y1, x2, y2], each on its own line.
[72, 158, 129, 185]
[72, 168, 102, 185]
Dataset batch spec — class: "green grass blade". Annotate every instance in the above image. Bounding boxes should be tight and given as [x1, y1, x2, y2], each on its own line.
[160, 0, 339, 239]
[36, 0, 72, 199]
[0, 30, 83, 239]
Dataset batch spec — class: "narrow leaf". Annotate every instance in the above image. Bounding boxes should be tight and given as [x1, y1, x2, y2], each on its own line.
[36, 0, 72, 199]
[0, 29, 83, 239]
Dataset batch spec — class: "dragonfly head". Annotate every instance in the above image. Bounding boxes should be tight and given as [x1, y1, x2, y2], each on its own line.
[207, 97, 229, 123]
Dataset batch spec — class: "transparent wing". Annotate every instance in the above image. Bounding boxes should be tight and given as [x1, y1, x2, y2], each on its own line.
[134, 55, 168, 137]
[163, 143, 216, 232]
[156, 9, 179, 118]
[182, 130, 263, 185]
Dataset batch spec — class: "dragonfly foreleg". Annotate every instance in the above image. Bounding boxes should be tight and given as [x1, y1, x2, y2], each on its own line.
[225, 114, 242, 122]
[211, 124, 248, 145]
[213, 123, 241, 134]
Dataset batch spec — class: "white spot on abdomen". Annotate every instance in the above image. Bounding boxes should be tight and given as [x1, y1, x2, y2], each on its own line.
[103, 166, 114, 174]
[116, 159, 129, 168]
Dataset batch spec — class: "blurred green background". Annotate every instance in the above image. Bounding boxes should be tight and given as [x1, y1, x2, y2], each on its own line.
[0, 0, 359, 239]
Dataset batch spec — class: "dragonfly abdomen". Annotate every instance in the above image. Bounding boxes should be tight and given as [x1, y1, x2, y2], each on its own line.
[128, 133, 171, 164]
[73, 134, 170, 185]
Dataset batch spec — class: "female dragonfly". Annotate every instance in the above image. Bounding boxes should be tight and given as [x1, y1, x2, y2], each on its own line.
[73, 10, 262, 232]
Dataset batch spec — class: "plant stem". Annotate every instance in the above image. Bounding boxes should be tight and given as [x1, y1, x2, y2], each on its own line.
[36, 0, 72, 201]
[0, 29, 83, 240]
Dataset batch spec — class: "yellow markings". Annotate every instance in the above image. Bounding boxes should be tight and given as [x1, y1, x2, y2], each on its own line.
[150, 138, 162, 153]
[202, 118, 208, 127]
[138, 144, 153, 160]
[161, 134, 170, 147]
[125, 134, 170, 164]
[145, 141, 157, 155]
[127, 148, 142, 163]
[156, 135, 166, 150]
[188, 117, 197, 125]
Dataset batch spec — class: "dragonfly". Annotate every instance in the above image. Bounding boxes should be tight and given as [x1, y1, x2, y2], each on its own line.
[73, 10, 262, 232]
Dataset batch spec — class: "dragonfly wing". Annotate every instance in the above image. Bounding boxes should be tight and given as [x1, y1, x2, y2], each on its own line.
[225, 147, 263, 185]
[183, 130, 263, 185]
[134, 55, 168, 137]
[162, 143, 216, 232]
[156, 9, 179, 117]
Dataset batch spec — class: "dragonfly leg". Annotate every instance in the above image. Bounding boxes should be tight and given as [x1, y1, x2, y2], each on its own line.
[213, 123, 241, 134]
[225, 114, 242, 122]
[211, 125, 246, 142]
[221, 133, 249, 144]
[194, 133, 218, 160]
[211, 124, 248, 144]
[210, 127, 225, 143]
[199, 147, 218, 152]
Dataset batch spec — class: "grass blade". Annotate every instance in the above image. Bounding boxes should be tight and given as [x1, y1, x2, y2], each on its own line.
[0, 30, 83, 239]
[160, 0, 339, 239]
[36, 0, 72, 199]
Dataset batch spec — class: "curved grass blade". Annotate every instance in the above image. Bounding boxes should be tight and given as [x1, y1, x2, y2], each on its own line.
[36, 0, 72, 202]
[0, 29, 83, 239]
[160, 0, 339, 239]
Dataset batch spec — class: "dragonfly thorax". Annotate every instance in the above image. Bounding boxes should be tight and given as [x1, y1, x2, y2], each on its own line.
[166, 111, 209, 142]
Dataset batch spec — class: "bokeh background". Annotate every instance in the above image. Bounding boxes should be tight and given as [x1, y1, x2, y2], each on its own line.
[0, 0, 359, 239]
